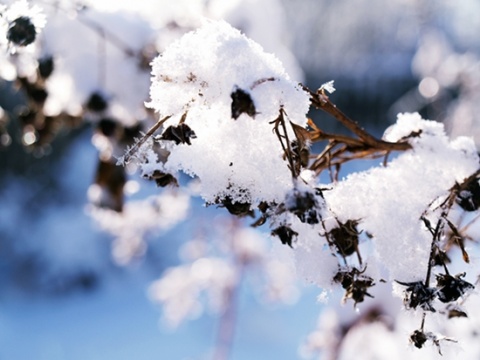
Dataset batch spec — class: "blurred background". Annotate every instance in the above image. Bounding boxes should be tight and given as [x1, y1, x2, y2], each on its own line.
[0, 0, 480, 359]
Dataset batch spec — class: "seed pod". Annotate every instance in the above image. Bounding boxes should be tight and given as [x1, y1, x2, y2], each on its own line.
[94, 159, 126, 212]
[286, 189, 322, 224]
[145, 170, 178, 187]
[271, 225, 298, 248]
[396, 280, 436, 312]
[435, 273, 474, 303]
[217, 196, 253, 217]
[447, 306, 468, 319]
[251, 202, 271, 228]
[329, 220, 361, 261]
[86, 92, 109, 112]
[410, 330, 428, 349]
[97, 118, 117, 137]
[455, 174, 480, 211]
[38, 56, 54, 79]
[231, 87, 256, 119]
[160, 124, 196, 145]
[334, 267, 375, 306]
[7, 17, 36, 46]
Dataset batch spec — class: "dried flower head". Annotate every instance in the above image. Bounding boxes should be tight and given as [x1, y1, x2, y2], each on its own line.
[4, 0, 46, 49]
[396, 280, 436, 312]
[144, 170, 178, 188]
[435, 272, 474, 303]
[285, 187, 323, 224]
[216, 196, 254, 217]
[328, 219, 362, 262]
[231, 87, 256, 119]
[455, 175, 480, 211]
[334, 267, 375, 306]
[271, 225, 298, 248]
[410, 329, 428, 349]
[7, 16, 36, 46]
[160, 124, 197, 145]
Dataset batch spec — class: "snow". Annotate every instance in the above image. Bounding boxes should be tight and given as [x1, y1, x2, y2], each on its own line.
[325, 113, 478, 281]
[143, 20, 310, 206]
[3, 1, 480, 358]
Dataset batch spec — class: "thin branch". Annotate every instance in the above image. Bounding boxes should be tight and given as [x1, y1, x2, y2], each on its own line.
[302, 84, 412, 152]
[122, 115, 171, 163]
[271, 108, 298, 178]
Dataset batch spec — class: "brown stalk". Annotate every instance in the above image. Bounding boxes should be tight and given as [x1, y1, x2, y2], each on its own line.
[302, 85, 411, 152]
[300, 85, 412, 175]
[271, 108, 298, 178]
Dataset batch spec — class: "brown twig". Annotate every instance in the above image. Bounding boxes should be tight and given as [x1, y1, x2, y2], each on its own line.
[300, 84, 412, 175]
[302, 84, 411, 152]
[271, 108, 298, 178]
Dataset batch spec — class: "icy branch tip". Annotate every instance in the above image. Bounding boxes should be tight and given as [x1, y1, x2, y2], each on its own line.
[320, 80, 335, 94]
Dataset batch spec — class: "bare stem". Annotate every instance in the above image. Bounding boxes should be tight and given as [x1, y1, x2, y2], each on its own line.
[300, 84, 411, 175]
[122, 115, 171, 163]
[272, 108, 297, 178]
[302, 84, 411, 151]
[213, 282, 240, 360]
[424, 218, 443, 287]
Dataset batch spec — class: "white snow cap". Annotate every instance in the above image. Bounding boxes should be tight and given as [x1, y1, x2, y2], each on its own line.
[146, 20, 311, 205]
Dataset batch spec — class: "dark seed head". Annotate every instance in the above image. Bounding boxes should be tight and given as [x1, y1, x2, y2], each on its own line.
[7, 17, 37, 46]
[145, 170, 178, 187]
[38, 56, 54, 79]
[86, 92, 109, 112]
[29, 87, 48, 104]
[97, 118, 117, 137]
[334, 267, 375, 306]
[271, 225, 298, 247]
[231, 88, 256, 119]
[396, 280, 436, 312]
[435, 273, 474, 303]
[329, 220, 360, 257]
[286, 189, 322, 224]
[160, 124, 196, 145]
[448, 308, 468, 319]
[410, 330, 428, 349]
[218, 196, 253, 217]
[456, 176, 480, 211]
